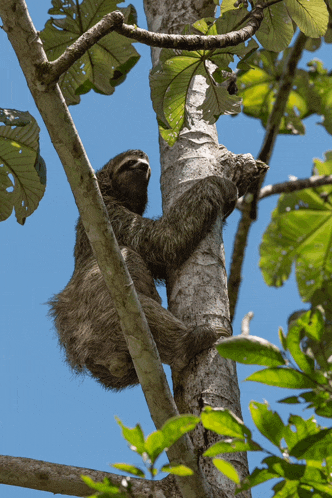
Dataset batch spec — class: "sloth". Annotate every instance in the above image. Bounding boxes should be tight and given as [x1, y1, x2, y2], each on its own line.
[49, 150, 238, 390]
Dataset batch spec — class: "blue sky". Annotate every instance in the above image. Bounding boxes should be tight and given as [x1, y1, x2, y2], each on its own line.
[1, 2, 331, 497]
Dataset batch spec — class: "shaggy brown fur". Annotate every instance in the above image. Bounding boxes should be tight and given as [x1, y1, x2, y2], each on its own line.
[49, 150, 238, 390]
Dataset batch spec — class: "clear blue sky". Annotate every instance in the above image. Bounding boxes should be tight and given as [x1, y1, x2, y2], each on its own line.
[1, 2, 331, 497]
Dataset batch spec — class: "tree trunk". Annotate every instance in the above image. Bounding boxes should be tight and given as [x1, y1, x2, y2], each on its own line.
[144, 1, 251, 497]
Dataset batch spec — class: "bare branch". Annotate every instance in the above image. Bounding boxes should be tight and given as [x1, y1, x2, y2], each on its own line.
[0, 455, 177, 497]
[259, 174, 332, 199]
[241, 311, 254, 335]
[257, 31, 308, 167]
[228, 31, 307, 323]
[228, 207, 252, 322]
[40, 5, 265, 84]
[118, 4, 264, 48]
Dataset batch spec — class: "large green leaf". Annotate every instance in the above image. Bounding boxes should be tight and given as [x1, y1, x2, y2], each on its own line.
[0, 109, 46, 225]
[238, 53, 332, 135]
[283, 415, 320, 451]
[290, 428, 332, 460]
[285, 0, 328, 37]
[212, 459, 240, 484]
[150, 51, 202, 145]
[238, 50, 305, 134]
[260, 152, 332, 302]
[246, 367, 317, 388]
[286, 315, 316, 374]
[40, 0, 140, 105]
[255, 2, 294, 52]
[201, 406, 251, 438]
[204, 438, 262, 456]
[150, 13, 257, 145]
[216, 335, 286, 366]
[305, 60, 332, 135]
[249, 401, 285, 448]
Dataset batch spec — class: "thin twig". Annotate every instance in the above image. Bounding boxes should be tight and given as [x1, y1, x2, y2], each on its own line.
[241, 311, 254, 335]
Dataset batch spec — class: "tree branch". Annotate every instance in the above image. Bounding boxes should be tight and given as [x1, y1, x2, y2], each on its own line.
[40, 5, 265, 85]
[241, 311, 254, 335]
[228, 30, 307, 322]
[118, 4, 264, 48]
[257, 31, 308, 166]
[0, 2, 210, 497]
[228, 207, 252, 322]
[0, 455, 178, 497]
[38, 11, 124, 85]
[259, 174, 332, 199]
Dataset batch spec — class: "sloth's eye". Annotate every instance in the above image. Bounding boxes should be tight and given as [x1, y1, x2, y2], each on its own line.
[126, 160, 137, 168]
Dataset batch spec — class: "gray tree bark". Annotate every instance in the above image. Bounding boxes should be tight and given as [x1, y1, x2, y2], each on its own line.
[144, 1, 251, 497]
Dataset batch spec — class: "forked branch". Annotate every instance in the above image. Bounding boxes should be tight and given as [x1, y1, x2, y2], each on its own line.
[40, 5, 266, 85]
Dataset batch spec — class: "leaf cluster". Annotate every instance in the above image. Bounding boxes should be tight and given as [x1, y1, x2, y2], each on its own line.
[238, 53, 332, 135]
[0, 109, 46, 225]
[40, 0, 140, 105]
[37, 0, 329, 145]
[260, 151, 332, 309]
[149, 0, 329, 144]
[215, 306, 332, 495]
[112, 415, 199, 479]
[84, 307, 332, 496]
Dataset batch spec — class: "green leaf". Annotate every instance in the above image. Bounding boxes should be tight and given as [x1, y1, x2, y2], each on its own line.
[150, 52, 200, 145]
[249, 402, 285, 447]
[204, 438, 262, 457]
[255, 2, 294, 52]
[161, 464, 194, 476]
[278, 395, 301, 404]
[259, 162, 332, 301]
[286, 317, 315, 374]
[216, 335, 286, 366]
[301, 481, 332, 496]
[285, 0, 328, 37]
[201, 406, 251, 438]
[219, 0, 241, 15]
[238, 49, 307, 134]
[160, 415, 200, 449]
[297, 390, 332, 418]
[144, 431, 165, 462]
[271, 479, 299, 497]
[290, 428, 332, 460]
[263, 455, 306, 480]
[212, 458, 240, 484]
[197, 76, 241, 123]
[237, 467, 279, 492]
[299, 308, 325, 342]
[279, 327, 288, 351]
[150, 13, 258, 145]
[238, 53, 332, 136]
[295, 63, 332, 135]
[0, 108, 46, 225]
[81, 476, 128, 497]
[115, 417, 145, 455]
[40, 0, 140, 105]
[283, 414, 320, 451]
[112, 463, 145, 478]
[246, 367, 316, 388]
